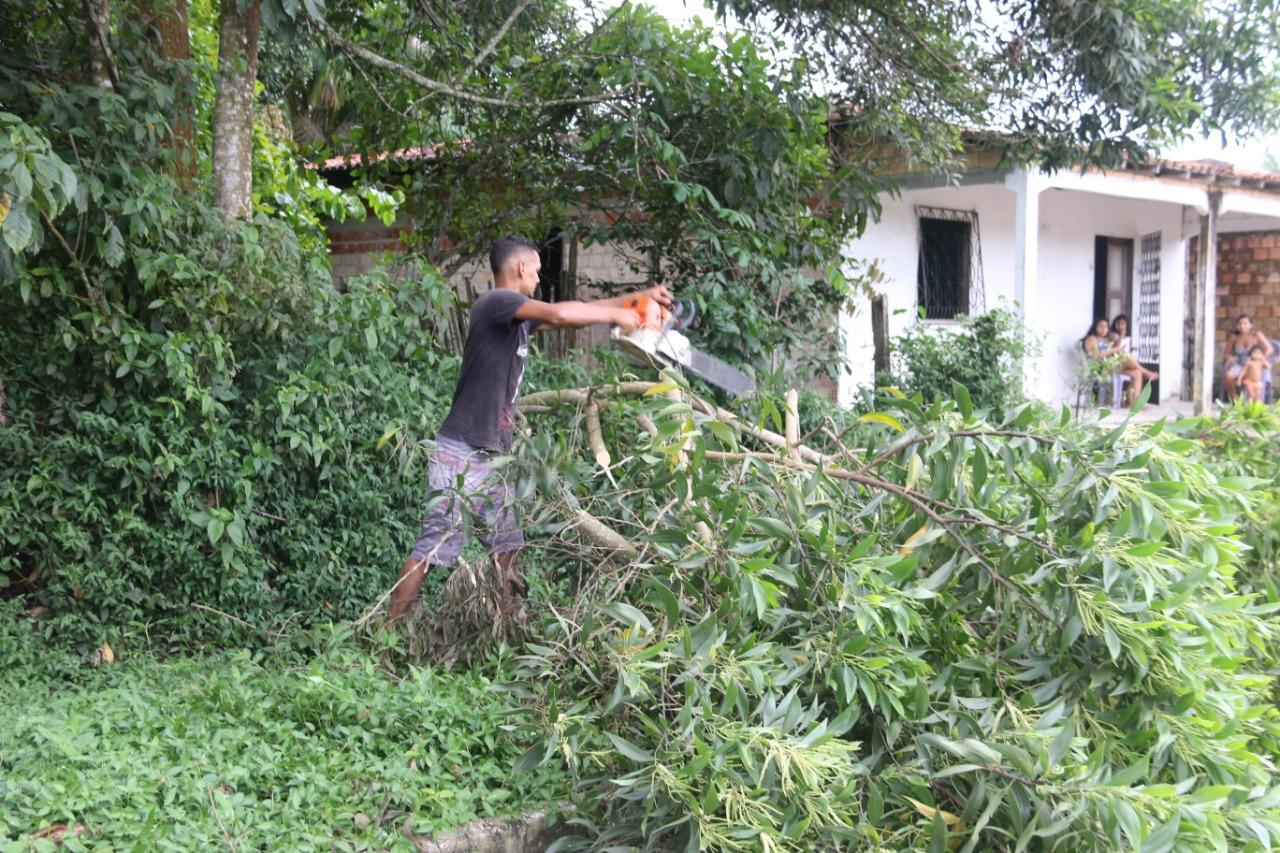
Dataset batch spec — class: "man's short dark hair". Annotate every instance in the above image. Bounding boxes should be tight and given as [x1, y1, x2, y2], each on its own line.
[490, 236, 539, 276]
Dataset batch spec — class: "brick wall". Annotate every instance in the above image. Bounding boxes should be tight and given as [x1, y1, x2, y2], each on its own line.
[1212, 230, 1280, 345]
[328, 219, 411, 283]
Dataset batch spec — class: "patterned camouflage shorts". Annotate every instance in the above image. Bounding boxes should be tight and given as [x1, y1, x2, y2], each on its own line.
[409, 435, 523, 566]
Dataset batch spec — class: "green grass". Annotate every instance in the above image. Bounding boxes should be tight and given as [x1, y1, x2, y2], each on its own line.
[0, 629, 569, 851]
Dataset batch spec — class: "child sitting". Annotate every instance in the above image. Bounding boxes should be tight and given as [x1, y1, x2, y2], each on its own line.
[1240, 344, 1268, 403]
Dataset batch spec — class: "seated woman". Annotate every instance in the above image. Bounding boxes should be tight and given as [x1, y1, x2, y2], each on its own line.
[1223, 313, 1274, 401]
[1108, 313, 1133, 354]
[1083, 317, 1156, 406]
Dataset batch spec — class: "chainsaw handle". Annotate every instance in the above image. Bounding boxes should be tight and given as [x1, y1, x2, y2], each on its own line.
[622, 295, 671, 331]
[622, 295, 696, 332]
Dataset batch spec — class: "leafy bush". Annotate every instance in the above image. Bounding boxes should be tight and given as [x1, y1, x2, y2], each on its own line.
[1194, 401, 1280, 592]
[0, 46, 457, 648]
[0, 634, 568, 847]
[504, 383, 1280, 851]
[888, 306, 1036, 415]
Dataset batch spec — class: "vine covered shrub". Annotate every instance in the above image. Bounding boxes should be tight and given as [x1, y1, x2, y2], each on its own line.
[505, 384, 1280, 851]
[0, 56, 457, 648]
[888, 306, 1036, 415]
[0, 213, 463, 645]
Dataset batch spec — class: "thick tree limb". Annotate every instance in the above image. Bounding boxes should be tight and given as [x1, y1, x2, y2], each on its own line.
[572, 509, 638, 559]
[585, 400, 610, 468]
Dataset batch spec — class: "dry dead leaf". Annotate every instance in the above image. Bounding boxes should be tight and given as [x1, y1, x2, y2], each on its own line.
[31, 823, 86, 842]
[900, 524, 930, 555]
[354, 813, 370, 829]
[905, 796, 961, 826]
[89, 641, 115, 667]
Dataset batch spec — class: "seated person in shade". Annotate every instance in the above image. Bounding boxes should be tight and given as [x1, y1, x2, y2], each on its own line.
[1240, 344, 1268, 403]
[1223, 313, 1274, 401]
[1108, 313, 1133, 354]
[1083, 318, 1157, 405]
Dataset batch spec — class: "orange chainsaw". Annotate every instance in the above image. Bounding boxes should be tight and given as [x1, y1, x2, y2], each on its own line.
[612, 295, 756, 396]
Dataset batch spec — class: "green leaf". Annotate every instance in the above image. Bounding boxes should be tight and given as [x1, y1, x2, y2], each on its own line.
[2, 201, 32, 253]
[647, 578, 680, 624]
[951, 380, 973, 419]
[1139, 814, 1180, 853]
[602, 602, 653, 633]
[103, 223, 124, 267]
[857, 411, 905, 432]
[605, 732, 654, 763]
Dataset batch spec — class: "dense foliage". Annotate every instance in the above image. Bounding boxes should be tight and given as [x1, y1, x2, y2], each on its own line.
[0, 634, 568, 847]
[724, 0, 1280, 171]
[506, 386, 1280, 851]
[297, 3, 865, 375]
[887, 306, 1036, 416]
[1195, 401, 1280, 597]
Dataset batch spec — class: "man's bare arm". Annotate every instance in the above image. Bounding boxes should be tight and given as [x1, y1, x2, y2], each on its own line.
[586, 284, 673, 310]
[514, 285, 672, 331]
[514, 299, 639, 331]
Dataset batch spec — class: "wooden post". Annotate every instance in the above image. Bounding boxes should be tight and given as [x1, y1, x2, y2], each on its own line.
[1192, 192, 1220, 415]
[871, 293, 889, 378]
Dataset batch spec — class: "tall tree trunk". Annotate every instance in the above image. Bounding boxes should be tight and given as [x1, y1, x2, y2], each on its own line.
[134, 0, 195, 185]
[83, 0, 120, 90]
[212, 0, 260, 221]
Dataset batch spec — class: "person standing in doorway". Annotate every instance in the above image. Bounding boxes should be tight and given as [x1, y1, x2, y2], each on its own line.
[387, 236, 672, 623]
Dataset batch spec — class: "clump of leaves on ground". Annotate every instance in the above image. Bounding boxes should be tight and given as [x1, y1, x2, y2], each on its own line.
[502, 382, 1280, 851]
[0, 628, 569, 848]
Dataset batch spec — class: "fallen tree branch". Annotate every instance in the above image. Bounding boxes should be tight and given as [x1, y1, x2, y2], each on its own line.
[572, 508, 639, 559]
[701, 449, 1059, 626]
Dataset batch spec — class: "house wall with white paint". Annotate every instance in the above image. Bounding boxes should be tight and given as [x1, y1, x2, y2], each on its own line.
[1033, 188, 1187, 405]
[840, 174, 1191, 407]
[840, 182, 1019, 400]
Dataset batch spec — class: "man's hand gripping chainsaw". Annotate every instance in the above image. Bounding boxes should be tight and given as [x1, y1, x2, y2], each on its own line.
[612, 295, 755, 396]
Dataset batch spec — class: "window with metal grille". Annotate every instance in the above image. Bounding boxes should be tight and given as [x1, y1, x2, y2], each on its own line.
[915, 207, 983, 320]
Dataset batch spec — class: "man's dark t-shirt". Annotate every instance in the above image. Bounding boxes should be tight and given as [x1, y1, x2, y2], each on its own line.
[438, 288, 537, 452]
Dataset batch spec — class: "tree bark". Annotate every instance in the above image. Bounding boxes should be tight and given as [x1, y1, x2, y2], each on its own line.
[83, 0, 120, 90]
[135, 0, 195, 185]
[212, 0, 261, 221]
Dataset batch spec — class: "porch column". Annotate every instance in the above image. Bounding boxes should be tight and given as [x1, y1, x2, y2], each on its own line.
[1192, 191, 1220, 414]
[1008, 169, 1042, 384]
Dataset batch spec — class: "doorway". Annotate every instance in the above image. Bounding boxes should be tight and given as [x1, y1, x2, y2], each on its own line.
[1093, 236, 1134, 322]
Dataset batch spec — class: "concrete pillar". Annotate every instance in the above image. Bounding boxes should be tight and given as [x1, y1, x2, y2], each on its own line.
[1008, 168, 1042, 387]
[1193, 192, 1220, 414]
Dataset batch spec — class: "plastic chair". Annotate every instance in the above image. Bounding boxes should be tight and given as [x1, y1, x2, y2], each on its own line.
[1111, 372, 1131, 407]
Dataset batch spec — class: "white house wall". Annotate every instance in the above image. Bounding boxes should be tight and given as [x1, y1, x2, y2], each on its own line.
[840, 183, 1019, 402]
[840, 179, 1189, 407]
[1033, 189, 1187, 405]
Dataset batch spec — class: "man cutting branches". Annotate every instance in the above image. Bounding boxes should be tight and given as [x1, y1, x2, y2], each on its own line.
[388, 235, 672, 623]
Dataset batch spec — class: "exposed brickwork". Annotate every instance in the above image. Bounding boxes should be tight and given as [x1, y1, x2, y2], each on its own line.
[1211, 231, 1280, 343]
